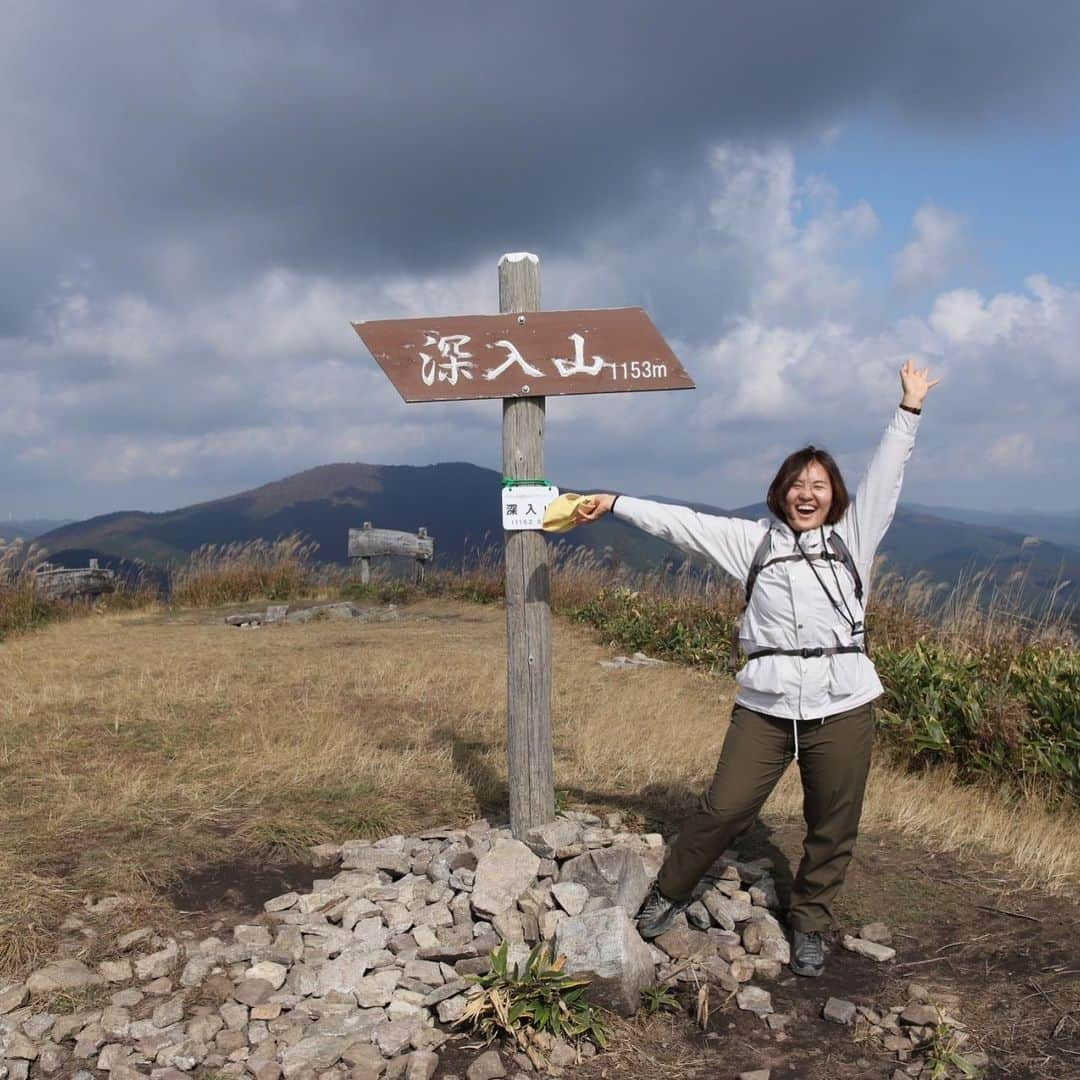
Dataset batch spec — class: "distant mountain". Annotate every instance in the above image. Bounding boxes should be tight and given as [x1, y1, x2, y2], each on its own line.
[906, 503, 1080, 551]
[1, 519, 73, 541]
[32, 463, 654, 573]
[33, 463, 1078, 622]
[648, 496, 1078, 620]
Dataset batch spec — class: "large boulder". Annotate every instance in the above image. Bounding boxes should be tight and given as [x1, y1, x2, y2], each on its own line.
[558, 848, 650, 916]
[471, 840, 540, 918]
[555, 908, 655, 1016]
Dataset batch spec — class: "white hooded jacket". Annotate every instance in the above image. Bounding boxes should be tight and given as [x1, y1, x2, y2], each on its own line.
[612, 407, 920, 724]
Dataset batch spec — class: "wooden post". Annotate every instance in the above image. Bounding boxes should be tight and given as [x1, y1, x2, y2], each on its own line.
[500, 252, 555, 838]
[416, 528, 427, 585]
[360, 521, 372, 584]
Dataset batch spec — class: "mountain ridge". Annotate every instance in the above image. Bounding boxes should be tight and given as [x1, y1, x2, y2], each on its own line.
[32, 462, 1079, 620]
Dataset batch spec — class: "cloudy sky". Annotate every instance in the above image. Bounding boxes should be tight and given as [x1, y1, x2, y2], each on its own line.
[3, 1, 1079, 521]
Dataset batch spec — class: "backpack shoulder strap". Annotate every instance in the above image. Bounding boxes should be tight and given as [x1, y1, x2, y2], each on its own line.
[827, 531, 863, 602]
[743, 530, 775, 605]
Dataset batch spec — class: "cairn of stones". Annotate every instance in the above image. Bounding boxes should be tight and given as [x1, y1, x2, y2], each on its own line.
[3, 811, 917, 1080]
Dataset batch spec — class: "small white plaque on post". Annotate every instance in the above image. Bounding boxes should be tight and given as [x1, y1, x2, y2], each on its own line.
[502, 485, 558, 531]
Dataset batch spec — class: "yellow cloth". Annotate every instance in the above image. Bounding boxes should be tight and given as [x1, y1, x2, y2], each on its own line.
[542, 493, 593, 532]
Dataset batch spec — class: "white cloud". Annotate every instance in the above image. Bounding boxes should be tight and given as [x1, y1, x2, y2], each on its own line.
[893, 204, 966, 290]
[2, 143, 1078, 517]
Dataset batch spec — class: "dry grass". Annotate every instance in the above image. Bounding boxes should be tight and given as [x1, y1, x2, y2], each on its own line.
[1, 597, 1077, 980]
[170, 534, 342, 607]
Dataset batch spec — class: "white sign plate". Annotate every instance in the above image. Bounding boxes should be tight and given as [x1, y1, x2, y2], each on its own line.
[502, 485, 558, 531]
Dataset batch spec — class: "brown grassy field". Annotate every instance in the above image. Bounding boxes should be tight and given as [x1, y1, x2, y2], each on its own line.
[2, 596, 1077, 982]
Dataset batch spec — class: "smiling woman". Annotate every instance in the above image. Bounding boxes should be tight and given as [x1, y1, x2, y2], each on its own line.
[576, 358, 939, 977]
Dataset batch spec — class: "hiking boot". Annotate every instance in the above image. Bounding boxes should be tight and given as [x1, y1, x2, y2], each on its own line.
[636, 883, 690, 940]
[790, 929, 826, 977]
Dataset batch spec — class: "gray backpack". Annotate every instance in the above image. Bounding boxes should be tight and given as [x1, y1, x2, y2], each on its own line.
[729, 529, 866, 670]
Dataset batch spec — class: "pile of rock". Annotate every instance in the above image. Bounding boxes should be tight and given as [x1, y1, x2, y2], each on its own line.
[225, 604, 400, 629]
[0, 813, 787, 1080]
[823, 979, 986, 1079]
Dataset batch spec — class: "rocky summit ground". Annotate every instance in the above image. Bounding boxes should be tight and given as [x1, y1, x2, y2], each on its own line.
[2, 810, 1077, 1080]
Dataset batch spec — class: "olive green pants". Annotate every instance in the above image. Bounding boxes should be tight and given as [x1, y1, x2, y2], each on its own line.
[656, 701, 875, 933]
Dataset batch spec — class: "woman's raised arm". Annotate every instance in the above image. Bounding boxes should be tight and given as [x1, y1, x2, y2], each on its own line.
[839, 359, 939, 581]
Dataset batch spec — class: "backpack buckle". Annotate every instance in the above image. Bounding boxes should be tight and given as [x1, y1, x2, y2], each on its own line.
[801, 647, 824, 658]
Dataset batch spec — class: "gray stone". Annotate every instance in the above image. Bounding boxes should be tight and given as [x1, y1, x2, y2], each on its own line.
[281, 1036, 348, 1078]
[219, 1002, 249, 1031]
[0, 983, 28, 1014]
[372, 1018, 422, 1058]
[702, 889, 752, 928]
[402, 960, 442, 987]
[558, 847, 650, 916]
[841, 935, 896, 962]
[134, 942, 181, 981]
[26, 960, 105, 995]
[5, 1032, 39, 1060]
[247, 962, 289, 990]
[654, 924, 714, 960]
[38, 1041, 66, 1073]
[52, 1012, 92, 1042]
[471, 840, 541, 918]
[98, 960, 133, 984]
[736, 986, 773, 1016]
[738, 1071, 771, 1080]
[22, 1012, 55, 1039]
[404, 1050, 439, 1080]
[233, 979, 275, 1006]
[823, 998, 857, 1025]
[554, 908, 654, 1017]
[523, 819, 584, 861]
[72, 1022, 106, 1058]
[153, 995, 186, 1029]
[354, 971, 401, 1009]
[340, 844, 411, 878]
[549, 882, 588, 917]
[186, 1014, 223, 1044]
[116, 928, 154, 951]
[859, 921, 893, 945]
[316, 949, 379, 996]
[101, 1006, 132, 1040]
[235, 925, 273, 949]
[466, 1049, 506, 1080]
[435, 995, 468, 1024]
[900, 1003, 939, 1027]
[709, 929, 746, 962]
[730, 956, 756, 983]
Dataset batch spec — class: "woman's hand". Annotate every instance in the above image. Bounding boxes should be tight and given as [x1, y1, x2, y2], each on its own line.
[575, 493, 617, 523]
[900, 357, 940, 409]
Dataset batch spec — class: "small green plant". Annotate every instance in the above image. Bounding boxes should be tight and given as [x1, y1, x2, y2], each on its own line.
[458, 941, 609, 1057]
[640, 984, 681, 1015]
[922, 1012, 980, 1078]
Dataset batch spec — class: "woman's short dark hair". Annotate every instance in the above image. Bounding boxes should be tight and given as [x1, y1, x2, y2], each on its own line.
[766, 446, 850, 526]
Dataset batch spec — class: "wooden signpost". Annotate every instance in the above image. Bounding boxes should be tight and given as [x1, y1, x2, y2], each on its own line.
[352, 253, 694, 838]
[348, 522, 434, 584]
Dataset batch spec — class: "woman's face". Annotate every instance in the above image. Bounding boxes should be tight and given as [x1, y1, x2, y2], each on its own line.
[784, 460, 833, 532]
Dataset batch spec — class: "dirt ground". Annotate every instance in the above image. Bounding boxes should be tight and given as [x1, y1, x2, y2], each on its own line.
[8, 601, 1078, 1078]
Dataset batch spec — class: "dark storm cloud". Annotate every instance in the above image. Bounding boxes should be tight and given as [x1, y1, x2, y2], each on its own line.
[3, 0, 1078, 328]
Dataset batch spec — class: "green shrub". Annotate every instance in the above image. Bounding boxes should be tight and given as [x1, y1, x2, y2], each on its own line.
[875, 642, 1079, 804]
[571, 586, 737, 670]
[459, 941, 609, 1056]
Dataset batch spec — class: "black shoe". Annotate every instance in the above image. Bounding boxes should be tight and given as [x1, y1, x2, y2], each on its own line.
[790, 929, 826, 977]
[636, 883, 690, 940]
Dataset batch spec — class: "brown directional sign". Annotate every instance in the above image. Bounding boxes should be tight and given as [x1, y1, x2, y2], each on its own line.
[352, 307, 694, 402]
